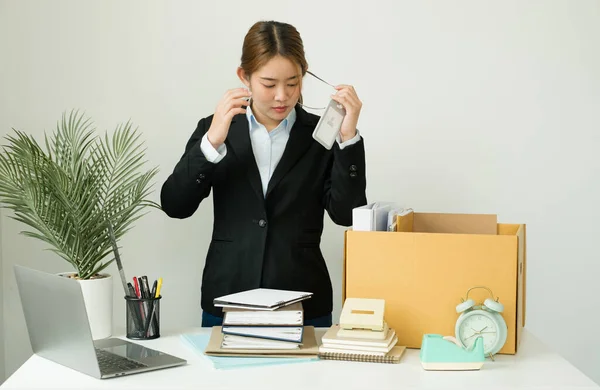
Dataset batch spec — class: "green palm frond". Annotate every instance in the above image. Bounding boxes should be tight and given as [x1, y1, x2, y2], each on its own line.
[0, 110, 159, 279]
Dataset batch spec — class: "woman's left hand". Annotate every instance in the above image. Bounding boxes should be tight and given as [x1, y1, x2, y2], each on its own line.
[330, 84, 362, 142]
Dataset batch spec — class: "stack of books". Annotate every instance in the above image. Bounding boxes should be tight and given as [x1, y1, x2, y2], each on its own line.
[319, 324, 403, 363]
[318, 298, 406, 363]
[213, 288, 313, 350]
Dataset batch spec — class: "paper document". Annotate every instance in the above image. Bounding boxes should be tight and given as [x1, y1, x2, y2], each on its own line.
[387, 208, 413, 231]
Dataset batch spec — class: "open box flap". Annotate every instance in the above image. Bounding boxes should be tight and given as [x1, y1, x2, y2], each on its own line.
[408, 212, 498, 234]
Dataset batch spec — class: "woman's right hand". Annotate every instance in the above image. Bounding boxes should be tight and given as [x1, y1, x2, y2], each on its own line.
[206, 88, 252, 148]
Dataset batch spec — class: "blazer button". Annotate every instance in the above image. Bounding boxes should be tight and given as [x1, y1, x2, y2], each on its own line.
[198, 173, 206, 179]
[349, 165, 358, 172]
[349, 172, 358, 178]
[258, 219, 267, 228]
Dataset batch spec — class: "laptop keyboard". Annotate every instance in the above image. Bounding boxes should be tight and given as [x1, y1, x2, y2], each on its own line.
[95, 348, 148, 374]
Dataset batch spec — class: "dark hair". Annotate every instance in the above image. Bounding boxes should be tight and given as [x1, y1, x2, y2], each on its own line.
[240, 21, 308, 102]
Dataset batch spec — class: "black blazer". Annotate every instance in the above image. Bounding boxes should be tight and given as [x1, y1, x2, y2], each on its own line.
[160, 105, 367, 319]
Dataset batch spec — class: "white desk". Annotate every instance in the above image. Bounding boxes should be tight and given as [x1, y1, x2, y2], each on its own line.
[2, 328, 598, 390]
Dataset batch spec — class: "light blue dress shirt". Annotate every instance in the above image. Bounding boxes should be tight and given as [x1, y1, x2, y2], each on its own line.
[200, 106, 361, 197]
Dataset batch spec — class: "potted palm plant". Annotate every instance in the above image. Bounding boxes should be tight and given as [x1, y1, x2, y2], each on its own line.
[0, 110, 159, 339]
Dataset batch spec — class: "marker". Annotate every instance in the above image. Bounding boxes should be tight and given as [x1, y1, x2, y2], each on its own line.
[155, 277, 163, 298]
[133, 277, 141, 298]
[150, 280, 157, 298]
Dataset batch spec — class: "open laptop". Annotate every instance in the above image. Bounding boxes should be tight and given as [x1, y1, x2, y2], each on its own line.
[14, 265, 187, 379]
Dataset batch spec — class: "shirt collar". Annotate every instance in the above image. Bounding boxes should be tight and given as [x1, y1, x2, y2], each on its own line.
[246, 105, 296, 134]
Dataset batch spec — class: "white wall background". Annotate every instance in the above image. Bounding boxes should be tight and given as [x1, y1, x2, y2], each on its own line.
[1, 0, 599, 385]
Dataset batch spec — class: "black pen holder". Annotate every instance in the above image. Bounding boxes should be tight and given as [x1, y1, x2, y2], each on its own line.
[125, 295, 161, 340]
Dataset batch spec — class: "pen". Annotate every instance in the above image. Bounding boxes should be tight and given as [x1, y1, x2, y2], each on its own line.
[133, 277, 146, 322]
[127, 282, 136, 298]
[139, 276, 151, 321]
[133, 277, 141, 298]
[141, 276, 151, 299]
[127, 282, 144, 330]
[152, 278, 162, 333]
[150, 280, 157, 298]
[144, 278, 161, 336]
[144, 305, 156, 337]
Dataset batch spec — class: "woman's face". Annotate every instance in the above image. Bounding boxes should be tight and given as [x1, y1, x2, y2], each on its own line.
[238, 55, 301, 130]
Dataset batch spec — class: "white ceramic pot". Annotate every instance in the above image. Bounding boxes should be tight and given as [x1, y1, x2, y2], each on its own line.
[58, 272, 113, 340]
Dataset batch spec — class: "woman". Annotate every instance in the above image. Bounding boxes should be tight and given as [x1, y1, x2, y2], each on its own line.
[160, 20, 367, 327]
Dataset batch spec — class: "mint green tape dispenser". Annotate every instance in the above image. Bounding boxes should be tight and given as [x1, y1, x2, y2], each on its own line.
[420, 334, 485, 371]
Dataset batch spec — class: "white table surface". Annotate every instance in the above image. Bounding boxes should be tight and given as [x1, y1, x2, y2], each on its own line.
[2, 327, 598, 390]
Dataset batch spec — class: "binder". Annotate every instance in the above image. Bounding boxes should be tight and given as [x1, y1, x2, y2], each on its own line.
[221, 333, 301, 349]
[214, 288, 313, 311]
[221, 326, 304, 343]
[222, 302, 304, 326]
[352, 202, 395, 231]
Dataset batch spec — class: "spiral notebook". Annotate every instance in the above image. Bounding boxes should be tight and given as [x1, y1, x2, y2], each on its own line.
[318, 346, 406, 363]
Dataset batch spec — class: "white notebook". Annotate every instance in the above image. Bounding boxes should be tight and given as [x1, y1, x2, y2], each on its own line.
[222, 326, 304, 343]
[223, 303, 304, 326]
[214, 288, 313, 311]
[352, 202, 396, 231]
[221, 334, 300, 349]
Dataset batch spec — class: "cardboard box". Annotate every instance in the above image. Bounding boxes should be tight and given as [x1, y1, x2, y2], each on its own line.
[342, 212, 526, 354]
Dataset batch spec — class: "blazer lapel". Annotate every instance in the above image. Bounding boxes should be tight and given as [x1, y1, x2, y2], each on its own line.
[265, 105, 317, 199]
[226, 114, 264, 203]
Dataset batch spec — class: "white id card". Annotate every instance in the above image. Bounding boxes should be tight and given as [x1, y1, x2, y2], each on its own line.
[312, 99, 346, 149]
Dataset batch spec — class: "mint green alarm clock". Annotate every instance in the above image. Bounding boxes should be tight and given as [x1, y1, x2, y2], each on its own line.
[455, 286, 507, 357]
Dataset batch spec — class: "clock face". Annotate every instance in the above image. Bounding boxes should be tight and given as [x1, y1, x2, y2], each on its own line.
[457, 312, 499, 353]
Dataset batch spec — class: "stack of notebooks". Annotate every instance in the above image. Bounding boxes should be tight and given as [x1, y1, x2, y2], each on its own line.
[318, 298, 406, 363]
[204, 288, 319, 358]
[221, 302, 305, 350]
